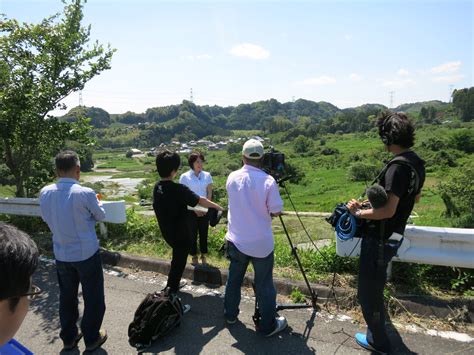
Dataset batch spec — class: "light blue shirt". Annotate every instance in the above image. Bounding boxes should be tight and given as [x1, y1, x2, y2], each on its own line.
[39, 178, 106, 262]
[179, 170, 213, 197]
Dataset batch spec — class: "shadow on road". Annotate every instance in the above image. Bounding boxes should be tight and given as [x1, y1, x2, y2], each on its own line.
[30, 262, 61, 345]
[144, 291, 317, 355]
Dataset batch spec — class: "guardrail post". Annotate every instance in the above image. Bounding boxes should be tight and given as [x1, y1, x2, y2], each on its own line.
[99, 222, 108, 239]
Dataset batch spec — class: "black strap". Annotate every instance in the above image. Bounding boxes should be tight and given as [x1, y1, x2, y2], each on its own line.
[362, 155, 421, 198]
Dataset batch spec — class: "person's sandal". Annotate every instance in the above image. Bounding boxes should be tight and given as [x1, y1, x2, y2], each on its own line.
[201, 255, 207, 266]
[62, 332, 83, 351]
[191, 255, 199, 266]
[85, 329, 108, 352]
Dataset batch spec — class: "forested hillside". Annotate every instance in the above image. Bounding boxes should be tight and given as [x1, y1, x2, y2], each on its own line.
[60, 87, 473, 149]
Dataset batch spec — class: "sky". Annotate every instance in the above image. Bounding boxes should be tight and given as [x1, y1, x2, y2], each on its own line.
[1, 0, 473, 115]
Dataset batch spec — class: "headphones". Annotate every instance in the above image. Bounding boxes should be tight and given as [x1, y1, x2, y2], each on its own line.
[380, 115, 393, 146]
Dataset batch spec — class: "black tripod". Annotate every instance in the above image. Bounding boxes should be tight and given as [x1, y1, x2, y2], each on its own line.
[252, 179, 318, 329]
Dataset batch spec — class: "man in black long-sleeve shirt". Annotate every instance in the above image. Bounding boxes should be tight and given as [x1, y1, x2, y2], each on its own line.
[153, 150, 223, 295]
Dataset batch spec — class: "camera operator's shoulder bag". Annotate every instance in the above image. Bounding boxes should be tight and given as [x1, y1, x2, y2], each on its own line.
[128, 288, 184, 350]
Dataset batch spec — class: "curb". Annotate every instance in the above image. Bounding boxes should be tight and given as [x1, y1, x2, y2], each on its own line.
[100, 249, 473, 323]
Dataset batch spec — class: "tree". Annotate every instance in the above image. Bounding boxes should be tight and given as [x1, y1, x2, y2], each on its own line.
[293, 135, 313, 154]
[452, 87, 474, 122]
[0, 0, 115, 196]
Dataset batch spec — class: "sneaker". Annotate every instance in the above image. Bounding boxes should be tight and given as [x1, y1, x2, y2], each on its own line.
[62, 332, 83, 351]
[354, 333, 388, 354]
[265, 316, 288, 337]
[85, 329, 108, 352]
[182, 304, 191, 314]
[179, 279, 187, 289]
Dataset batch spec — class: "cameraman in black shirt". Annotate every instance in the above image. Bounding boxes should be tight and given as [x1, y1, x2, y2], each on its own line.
[347, 111, 425, 354]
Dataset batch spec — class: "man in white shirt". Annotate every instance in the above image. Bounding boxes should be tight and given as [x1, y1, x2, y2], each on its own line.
[224, 139, 287, 337]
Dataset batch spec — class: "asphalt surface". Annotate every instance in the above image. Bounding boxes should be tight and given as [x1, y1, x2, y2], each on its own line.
[15, 260, 474, 355]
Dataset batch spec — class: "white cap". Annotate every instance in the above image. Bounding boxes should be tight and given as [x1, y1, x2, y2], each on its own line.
[242, 139, 264, 159]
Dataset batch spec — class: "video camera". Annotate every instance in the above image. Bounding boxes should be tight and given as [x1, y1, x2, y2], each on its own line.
[262, 147, 286, 181]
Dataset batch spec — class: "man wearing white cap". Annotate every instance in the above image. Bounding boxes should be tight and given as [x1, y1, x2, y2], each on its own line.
[223, 139, 287, 337]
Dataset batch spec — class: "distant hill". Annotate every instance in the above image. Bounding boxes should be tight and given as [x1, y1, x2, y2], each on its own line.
[61, 106, 111, 128]
[60, 98, 458, 147]
[394, 100, 448, 114]
[63, 99, 451, 130]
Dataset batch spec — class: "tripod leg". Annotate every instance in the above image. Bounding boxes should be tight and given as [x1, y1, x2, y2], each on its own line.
[279, 215, 318, 309]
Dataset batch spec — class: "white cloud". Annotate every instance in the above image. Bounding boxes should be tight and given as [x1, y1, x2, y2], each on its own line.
[382, 78, 416, 88]
[344, 34, 353, 41]
[432, 74, 465, 83]
[397, 68, 410, 76]
[349, 73, 362, 81]
[301, 76, 337, 86]
[230, 43, 270, 60]
[430, 61, 461, 74]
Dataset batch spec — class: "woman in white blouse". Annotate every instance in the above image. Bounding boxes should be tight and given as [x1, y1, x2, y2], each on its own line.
[179, 151, 213, 265]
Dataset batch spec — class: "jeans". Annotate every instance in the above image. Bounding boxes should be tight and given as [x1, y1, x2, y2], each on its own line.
[357, 236, 400, 352]
[224, 241, 276, 334]
[55, 251, 106, 347]
[187, 211, 209, 255]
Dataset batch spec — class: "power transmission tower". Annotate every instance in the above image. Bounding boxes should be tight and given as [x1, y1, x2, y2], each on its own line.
[79, 91, 84, 106]
[189, 88, 194, 103]
[389, 91, 395, 109]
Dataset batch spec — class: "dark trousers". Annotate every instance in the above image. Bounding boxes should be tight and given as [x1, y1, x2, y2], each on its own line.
[55, 251, 106, 347]
[187, 211, 209, 255]
[357, 237, 399, 352]
[163, 227, 191, 293]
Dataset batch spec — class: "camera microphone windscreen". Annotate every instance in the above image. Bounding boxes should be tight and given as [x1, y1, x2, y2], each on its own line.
[366, 184, 388, 209]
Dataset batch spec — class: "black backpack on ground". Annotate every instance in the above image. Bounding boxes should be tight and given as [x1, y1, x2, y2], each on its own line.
[128, 288, 184, 350]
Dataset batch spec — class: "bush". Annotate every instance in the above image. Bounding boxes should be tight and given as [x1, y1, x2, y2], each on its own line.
[438, 167, 474, 227]
[226, 142, 242, 155]
[392, 263, 474, 295]
[293, 135, 314, 154]
[321, 148, 339, 156]
[104, 209, 163, 244]
[137, 179, 153, 200]
[450, 129, 474, 153]
[348, 162, 379, 182]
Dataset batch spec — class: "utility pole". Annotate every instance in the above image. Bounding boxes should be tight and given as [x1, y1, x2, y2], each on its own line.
[189, 88, 194, 103]
[389, 91, 395, 109]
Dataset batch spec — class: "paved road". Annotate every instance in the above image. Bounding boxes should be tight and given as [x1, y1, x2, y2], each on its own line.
[16, 261, 473, 354]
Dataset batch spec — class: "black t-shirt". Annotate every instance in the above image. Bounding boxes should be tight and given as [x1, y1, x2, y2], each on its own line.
[379, 151, 425, 237]
[152, 180, 200, 243]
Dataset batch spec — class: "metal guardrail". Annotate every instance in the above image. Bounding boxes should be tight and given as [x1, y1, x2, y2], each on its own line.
[336, 225, 474, 269]
[0, 197, 126, 224]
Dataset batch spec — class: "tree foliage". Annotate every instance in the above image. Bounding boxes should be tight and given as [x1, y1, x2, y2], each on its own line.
[452, 87, 474, 122]
[0, 0, 115, 196]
